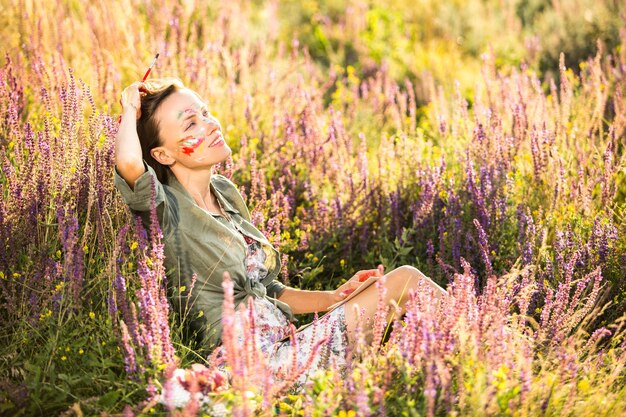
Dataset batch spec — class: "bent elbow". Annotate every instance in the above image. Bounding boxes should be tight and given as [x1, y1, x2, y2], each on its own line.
[115, 159, 146, 190]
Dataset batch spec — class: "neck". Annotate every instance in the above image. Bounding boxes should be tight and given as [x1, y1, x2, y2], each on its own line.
[171, 165, 216, 207]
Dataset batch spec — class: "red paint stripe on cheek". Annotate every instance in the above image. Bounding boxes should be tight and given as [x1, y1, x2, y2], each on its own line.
[179, 136, 206, 156]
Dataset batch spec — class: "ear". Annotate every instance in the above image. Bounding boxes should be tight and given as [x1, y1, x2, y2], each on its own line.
[150, 146, 175, 166]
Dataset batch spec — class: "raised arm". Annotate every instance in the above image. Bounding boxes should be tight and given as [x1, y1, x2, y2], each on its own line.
[115, 82, 146, 189]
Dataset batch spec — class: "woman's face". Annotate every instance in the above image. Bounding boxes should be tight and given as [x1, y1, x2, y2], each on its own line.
[151, 88, 231, 168]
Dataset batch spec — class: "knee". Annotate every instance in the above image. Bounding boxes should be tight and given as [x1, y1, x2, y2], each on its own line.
[398, 265, 447, 296]
[393, 265, 426, 281]
[385, 265, 423, 290]
[388, 265, 438, 291]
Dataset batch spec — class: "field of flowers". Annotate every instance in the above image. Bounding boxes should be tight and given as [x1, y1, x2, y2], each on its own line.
[1, 0, 625, 415]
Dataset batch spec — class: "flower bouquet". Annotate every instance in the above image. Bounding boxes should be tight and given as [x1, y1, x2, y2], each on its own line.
[160, 363, 230, 415]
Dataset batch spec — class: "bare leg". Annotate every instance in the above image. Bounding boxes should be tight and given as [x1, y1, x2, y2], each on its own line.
[343, 265, 446, 348]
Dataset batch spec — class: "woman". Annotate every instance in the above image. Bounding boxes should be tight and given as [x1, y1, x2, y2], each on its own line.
[114, 78, 447, 388]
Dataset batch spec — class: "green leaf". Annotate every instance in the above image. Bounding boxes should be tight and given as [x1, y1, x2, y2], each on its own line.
[97, 390, 120, 409]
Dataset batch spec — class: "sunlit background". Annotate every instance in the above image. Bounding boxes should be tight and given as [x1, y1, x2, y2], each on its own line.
[1, 0, 625, 415]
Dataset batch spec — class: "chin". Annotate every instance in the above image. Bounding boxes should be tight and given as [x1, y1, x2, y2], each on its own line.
[199, 148, 232, 166]
[219, 147, 232, 162]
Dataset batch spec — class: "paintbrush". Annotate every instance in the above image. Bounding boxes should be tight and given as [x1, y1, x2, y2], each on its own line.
[118, 53, 159, 123]
[141, 53, 160, 82]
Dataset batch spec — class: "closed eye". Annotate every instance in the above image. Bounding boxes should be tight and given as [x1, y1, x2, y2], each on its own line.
[184, 108, 210, 131]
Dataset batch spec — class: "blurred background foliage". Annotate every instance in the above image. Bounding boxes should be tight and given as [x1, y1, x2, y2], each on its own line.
[277, 0, 625, 95]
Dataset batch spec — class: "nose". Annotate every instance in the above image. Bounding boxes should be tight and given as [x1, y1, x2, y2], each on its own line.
[206, 121, 220, 135]
[206, 123, 219, 135]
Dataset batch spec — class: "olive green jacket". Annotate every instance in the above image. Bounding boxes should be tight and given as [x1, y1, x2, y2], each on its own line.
[114, 162, 296, 354]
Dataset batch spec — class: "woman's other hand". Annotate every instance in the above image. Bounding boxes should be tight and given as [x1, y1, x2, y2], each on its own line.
[331, 264, 385, 303]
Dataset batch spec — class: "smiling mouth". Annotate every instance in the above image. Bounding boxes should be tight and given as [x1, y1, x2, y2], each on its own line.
[207, 130, 223, 147]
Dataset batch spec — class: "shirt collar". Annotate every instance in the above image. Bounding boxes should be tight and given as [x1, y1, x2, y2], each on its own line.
[168, 174, 241, 215]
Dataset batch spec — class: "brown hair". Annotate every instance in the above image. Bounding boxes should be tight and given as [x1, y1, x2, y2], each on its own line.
[136, 78, 185, 184]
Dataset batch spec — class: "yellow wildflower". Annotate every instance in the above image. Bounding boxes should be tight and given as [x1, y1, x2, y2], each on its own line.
[578, 378, 590, 393]
[39, 309, 53, 321]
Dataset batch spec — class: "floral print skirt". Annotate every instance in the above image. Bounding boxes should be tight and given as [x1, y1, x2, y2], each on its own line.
[214, 296, 350, 391]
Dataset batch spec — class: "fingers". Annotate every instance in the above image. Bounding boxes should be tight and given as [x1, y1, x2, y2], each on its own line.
[337, 265, 387, 299]
[120, 82, 146, 120]
[138, 84, 148, 98]
[340, 281, 360, 296]
[354, 269, 381, 282]
[122, 81, 141, 93]
[340, 276, 365, 297]
[339, 288, 355, 297]
[121, 82, 146, 99]
[337, 277, 363, 298]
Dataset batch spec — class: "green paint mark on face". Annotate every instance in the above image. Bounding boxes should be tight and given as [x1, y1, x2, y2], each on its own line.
[177, 107, 196, 120]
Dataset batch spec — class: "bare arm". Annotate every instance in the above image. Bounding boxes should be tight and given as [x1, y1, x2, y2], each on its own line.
[277, 287, 340, 315]
[276, 268, 383, 314]
[115, 82, 146, 189]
